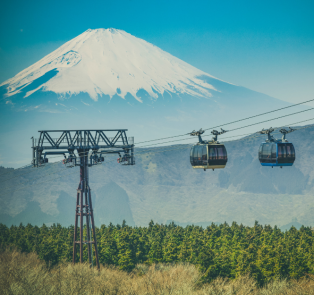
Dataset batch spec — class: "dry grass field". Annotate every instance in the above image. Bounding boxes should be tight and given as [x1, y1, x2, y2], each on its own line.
[1, 249, 314, 295]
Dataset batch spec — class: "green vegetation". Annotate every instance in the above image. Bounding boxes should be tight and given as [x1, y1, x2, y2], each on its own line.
[1, 249, 314, 295]
[1, 221, 314, 287]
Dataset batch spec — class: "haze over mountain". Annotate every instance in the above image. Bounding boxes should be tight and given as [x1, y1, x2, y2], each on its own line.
[1, 124, 313, 229]
[1, 28, 310, 168]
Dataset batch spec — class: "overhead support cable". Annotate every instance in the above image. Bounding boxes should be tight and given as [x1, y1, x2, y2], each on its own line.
[134, 98, 314, 145]
[2, 118, 314, 192]
[1, 114, 314, 185]
[134, 109, 314, 149]
[1, 103, 314, 180]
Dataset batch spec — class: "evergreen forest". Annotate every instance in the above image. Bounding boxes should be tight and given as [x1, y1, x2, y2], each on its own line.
[1, 221, 314, 287]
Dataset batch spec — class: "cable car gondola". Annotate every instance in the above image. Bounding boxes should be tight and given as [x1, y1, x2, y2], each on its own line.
[258, 127, 295, 168]
[190, 129, 228, 171]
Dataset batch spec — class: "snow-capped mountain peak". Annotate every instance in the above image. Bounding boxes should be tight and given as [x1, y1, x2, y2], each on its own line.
[1, 28, 220, 101]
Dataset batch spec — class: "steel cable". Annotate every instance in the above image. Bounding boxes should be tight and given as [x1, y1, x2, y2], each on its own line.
[134, 98, 314, 145]
[1, 113, 314, 184]
[2, 117, 314, 193]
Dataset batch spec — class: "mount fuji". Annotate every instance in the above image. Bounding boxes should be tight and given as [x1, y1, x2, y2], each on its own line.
[0, 28, 297, 168]
[2, 28, 219, 102]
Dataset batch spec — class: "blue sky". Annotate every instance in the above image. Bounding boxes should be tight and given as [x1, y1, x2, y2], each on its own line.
[1, 0, 313, 103]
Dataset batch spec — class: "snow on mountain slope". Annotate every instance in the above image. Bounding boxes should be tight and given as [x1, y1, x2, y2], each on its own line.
[1, 28, 221, 101]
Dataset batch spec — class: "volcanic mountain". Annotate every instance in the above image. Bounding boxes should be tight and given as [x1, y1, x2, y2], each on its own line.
[1, 28, 218, 101]
[0, 28, 304, 168]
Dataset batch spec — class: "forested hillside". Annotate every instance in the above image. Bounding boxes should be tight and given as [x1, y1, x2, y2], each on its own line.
[1, 221, 313, 286]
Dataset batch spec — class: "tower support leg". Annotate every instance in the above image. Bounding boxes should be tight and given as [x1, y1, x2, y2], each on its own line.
[89, 188, 100, 269]
[72, 151, 100, 269]
[72, 190, 79, 264]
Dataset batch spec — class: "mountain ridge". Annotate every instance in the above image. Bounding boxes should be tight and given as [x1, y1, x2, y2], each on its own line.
[1, 124, 313, 228]
[1, 28, 221, 102]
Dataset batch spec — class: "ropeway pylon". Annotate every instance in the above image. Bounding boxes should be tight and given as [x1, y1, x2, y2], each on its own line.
[32, 130, 135, 268]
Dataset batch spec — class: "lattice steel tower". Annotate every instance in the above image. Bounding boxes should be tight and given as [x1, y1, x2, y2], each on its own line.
[32, 130, 135, 268]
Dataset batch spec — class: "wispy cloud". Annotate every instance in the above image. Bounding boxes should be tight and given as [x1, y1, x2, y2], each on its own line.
[55, 103, 66, 107]
[5, 100, 15, 106]
[81, 100, 90, 106]
[165, 110, 195, 122]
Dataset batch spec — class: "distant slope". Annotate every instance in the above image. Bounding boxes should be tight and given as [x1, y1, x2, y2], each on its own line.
[280, 220, 304, 231]
[1, 124, 314, 228]
[95, 182, 135, 226]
